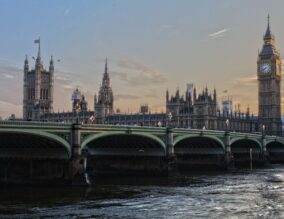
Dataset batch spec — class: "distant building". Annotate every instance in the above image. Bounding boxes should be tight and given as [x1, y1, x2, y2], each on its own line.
[23, 40, 54, 120]
[94, 58, 114, 124]
[140, 104, 149, 114]
[23, 17, 282, 135]
[257, 15, 282, 135]
[222, 98, 232, 115]
[71, 88, 88, 112]
[42, 87, 94, 123]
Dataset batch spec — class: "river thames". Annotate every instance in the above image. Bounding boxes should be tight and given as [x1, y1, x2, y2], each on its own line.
[1, 166, 284, 218]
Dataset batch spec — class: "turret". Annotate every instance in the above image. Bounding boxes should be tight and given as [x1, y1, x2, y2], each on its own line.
[246, 106, 250, 118]
[49, 56, 54, 111]
[94, 94, 97, 108]
[23, 55, 29, 120]
[213, 88, 217, 103]
[166, 89, 169, 103]
[102, 58, 110, 87]
[176, 88, 180, 99]
[263, 15, 274, 45]
[49, 56, 54, 72]
[193, 87, 196, 102]
[35, 38, 43, 71]
[24, 55, 29, 72]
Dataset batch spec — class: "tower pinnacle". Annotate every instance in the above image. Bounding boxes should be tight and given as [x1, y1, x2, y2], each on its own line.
[264, 14, 273, 41]
[105, 57, 108, 73]
[34, 37, 42, 68]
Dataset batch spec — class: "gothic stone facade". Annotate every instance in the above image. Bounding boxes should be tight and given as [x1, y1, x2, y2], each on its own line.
[257, 16, 282, 136]
[24, 18, 282, 135]
[23, 42, 54, 120]
[94, 58, 114, 124]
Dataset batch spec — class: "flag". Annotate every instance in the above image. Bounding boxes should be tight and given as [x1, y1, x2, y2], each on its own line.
[34, 38, 40, 44]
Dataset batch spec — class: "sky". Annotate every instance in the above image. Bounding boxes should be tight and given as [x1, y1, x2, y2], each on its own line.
[0, 0, 284, 118]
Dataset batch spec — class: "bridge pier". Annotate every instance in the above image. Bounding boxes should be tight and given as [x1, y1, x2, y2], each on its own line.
[166, 127, 178, 176]
[225, 131, 234, 169]
[70, 123, 86, 185]
[166, 127, 174, 158]
[262, 136, 268, 165]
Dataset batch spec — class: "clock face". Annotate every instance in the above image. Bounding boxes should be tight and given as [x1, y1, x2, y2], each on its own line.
[261, 63, 271, 74]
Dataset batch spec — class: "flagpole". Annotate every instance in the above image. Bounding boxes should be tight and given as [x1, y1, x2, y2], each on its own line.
[38, 37, 41, 58]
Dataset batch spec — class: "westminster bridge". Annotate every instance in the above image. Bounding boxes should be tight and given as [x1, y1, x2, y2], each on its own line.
[0, 120, 284, 184]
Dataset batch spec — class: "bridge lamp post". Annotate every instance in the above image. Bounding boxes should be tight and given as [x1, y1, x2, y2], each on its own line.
[225, 119, 232, 168]
[262, 124, 266, 136]
[166, 111, 174, 159]
[261, 124, 268, 162]
[75, 103, 81, 124]
[157, 121, 162, 127]
[167, 112, 173, 128]
[225, 119, 229, 132]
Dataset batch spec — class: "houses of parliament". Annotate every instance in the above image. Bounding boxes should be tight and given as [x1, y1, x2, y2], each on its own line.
[22, 18, 282, 136]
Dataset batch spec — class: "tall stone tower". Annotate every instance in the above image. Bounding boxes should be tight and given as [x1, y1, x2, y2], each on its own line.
[23, 39, 54, 120]
[257, 16, 282, 136]
[94, 58, 114, 123]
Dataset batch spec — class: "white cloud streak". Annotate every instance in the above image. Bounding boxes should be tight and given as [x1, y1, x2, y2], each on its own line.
[208, 28, 231, 39]
[113, 58, 167, 86]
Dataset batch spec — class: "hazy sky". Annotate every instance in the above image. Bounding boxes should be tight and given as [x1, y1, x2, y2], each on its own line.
[0, 0, 284, 118]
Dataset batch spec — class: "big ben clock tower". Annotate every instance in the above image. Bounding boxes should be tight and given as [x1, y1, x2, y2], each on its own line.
[257, 16, 282, 136]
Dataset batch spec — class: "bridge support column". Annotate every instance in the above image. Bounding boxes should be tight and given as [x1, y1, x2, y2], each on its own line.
[225, 131, 233, 169]
[166, 127, 174, 158]
[262, 136, 268, 165]
[70, 123, 86, 185]
[166, 127, 178, 176]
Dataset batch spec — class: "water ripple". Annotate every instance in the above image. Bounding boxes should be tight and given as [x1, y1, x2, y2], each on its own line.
[2, 167, 284, 218]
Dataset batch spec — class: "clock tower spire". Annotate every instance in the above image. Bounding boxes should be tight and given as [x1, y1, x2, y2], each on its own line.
[257, 15, 282, 136]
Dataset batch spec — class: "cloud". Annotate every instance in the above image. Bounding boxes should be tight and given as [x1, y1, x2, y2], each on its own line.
[234, 75, 257, 85]
[208, 28, 231, 39]
[0, 100, 20, 107]
[55, 70, 93, 93]
[114, 94, 140, 101]
[113, 58, 167, 86]
[160, 24, 174, 29]
[144, 89, 159, 98]
[3, 73, 14, 79]
[149, 104, 165, 113]
[64, 8, 71, 16]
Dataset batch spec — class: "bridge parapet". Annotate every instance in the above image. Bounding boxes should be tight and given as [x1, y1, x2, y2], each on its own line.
[0, 120, 72, 129]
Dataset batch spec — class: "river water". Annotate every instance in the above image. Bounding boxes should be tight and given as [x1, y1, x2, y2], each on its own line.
[1, 166, 284, 219]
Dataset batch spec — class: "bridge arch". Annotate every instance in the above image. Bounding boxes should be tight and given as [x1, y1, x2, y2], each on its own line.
[0, 130, 71, 159]
[81, 132, 166, 156]
[174, 134, 225, 151]
[230, 137, 262, 165]
[266, 140, 284, 163]
[230, 137, 262, 150]
[173, 135, 225, 170]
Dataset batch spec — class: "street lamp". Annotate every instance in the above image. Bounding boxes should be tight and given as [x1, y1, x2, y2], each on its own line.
[167, 112, 172, 122]
[167, 112, 173, 128]
[262, 124, 265, 136]
[75, 103, 81, 124]
[157, 121, 162, 127]
[225, 119, 229, 131]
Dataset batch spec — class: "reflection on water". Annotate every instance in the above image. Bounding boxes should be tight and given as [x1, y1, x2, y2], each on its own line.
[1, 167, 284, 218]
